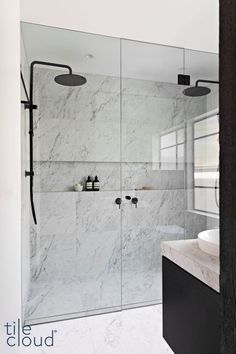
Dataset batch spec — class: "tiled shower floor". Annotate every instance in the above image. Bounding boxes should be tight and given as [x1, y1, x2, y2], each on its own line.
[19, 305, 173, 354]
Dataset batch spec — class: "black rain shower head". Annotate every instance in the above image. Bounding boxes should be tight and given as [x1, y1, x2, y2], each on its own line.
[54, 73, 87, 86]
[183, 85, 211, 97]
[183, 79, 219, 97]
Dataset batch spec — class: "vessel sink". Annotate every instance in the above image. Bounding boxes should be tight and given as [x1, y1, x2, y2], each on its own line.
[198, 229, 219, 257]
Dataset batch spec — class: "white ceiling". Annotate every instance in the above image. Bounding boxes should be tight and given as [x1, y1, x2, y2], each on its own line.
[20, 0, 219, 53]
[21, 22, 218, 84]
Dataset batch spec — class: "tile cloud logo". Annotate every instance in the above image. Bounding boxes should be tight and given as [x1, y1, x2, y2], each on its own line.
[3, 319, 57, 347]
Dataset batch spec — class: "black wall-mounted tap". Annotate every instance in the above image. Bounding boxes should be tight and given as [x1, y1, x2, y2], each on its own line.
[131, 197, 138, 207]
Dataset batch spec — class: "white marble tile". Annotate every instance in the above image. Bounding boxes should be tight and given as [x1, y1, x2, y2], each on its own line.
[20, 305, 173, 354]
[34, 192, 77, 235]
[184, 210, 219, 239]
[122, 77, 185, 99]
[121, 189, 185, 305]
[26, 273, 122, 321]
[38, 89, 120, 123]
[34, 118, 120, 162]
[86, 305, 173, 354]
[20, 315, 95, 354]
[122, 270, 162, 306]
[34, 161, 121, 192]
[184, 95, 207, 120]
[33, 68, 205, 165]
[27, 188, 185, 320]
[33, 68, 121, 163]
[122, 163, 184, 190]
[34, 161, 184, 192]
[122, 94, 186, 163]
[27, 191, 123, 320]
[34, 69, 120, 116]
[26, 68, 207, 325]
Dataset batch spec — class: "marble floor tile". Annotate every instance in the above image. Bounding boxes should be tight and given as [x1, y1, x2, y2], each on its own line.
[18, 305, 173, 354]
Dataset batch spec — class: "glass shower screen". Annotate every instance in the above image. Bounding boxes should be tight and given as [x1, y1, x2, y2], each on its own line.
[21, 22, 219, 325]
[21, 23, 122, 324]
[121, 39, 186, 308]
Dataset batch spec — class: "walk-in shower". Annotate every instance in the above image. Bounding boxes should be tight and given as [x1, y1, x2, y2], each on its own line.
[20, 22, 219, 325]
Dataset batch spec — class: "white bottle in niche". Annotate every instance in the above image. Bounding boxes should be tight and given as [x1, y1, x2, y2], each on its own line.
[86, 176, 93, 191]
[93, 176, 100, 191]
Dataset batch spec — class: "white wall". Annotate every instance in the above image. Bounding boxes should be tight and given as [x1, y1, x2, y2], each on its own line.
[21, 34, 31, 321]
[20, 0, 219, 53]
[0, 0, 21, 350]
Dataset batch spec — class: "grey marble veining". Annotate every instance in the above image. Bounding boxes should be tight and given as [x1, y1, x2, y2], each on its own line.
[33, 161, 184, 192]
[34, 161, 121, 192]
[24, 304, 173, 354]
[122, 189, 185, 305]
[33, 68, 205, 164]
[161, 239, 220, 292]
[25, 68, 207, 322]
[122, 164, 184, 190]
[27, 191, 122, 319]
[34, 117, 121, 162]
[27, 188, 185, 320]
[184, 210, 219, 239]
[33, 192, 77, 235]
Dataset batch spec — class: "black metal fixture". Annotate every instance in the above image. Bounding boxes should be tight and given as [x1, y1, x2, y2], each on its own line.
[183, 79, 219, 97]
[21, 61, 87, 224]
[131, 197, 138, 208]
[125, 195, 131, 200]
[178, 74, 190, 86]
[115, 198, 122, 209]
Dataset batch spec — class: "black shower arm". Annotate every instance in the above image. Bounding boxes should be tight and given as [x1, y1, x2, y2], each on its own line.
[196, 79, 220, 87]
[29, 61, 72, 104]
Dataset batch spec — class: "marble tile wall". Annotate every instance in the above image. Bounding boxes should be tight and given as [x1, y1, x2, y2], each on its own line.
[28, 191, 121, 320]
[34, 161, 185, 192]
[33, 69, 120, 163]
[122, 189, 185, 306]
[26, 68, 206, 321]
[33, 68, 205, 192]
[27, 188, 185, 320]
[122, 77, 206, 164]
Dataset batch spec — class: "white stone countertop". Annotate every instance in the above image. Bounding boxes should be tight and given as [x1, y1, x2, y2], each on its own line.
[161, 239, 220, 293]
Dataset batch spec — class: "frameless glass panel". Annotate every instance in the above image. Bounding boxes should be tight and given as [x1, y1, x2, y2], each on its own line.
[161, 131, 176, 148]
[185, 48, 219, 232]
[21, 22, 122, 324]
[161, 146, 177, 170]
[121, 39, 185, 307]
[194, 115, 219, 139]
[177, 144, 184, 170]
[194, 187, 219, 214]
[177, 128, 185, 144]
[194, 171, 219, 187]
[194, 134, 219, 169]
[20, 22, 220, 325]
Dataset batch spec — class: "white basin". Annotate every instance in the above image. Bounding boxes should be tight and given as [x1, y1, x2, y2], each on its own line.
[198, 229, 219, 257]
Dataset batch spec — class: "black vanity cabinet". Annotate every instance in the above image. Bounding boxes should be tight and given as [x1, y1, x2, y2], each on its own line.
[162, 256, 220, 354]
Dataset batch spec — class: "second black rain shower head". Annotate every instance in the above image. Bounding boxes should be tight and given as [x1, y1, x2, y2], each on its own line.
[183, 79, 219, 97]
[183, 85, 211, 97]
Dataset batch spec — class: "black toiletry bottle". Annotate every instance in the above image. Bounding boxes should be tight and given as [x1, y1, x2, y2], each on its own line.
[86, 176, 93, 191]
[93, 176, 100, 191]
